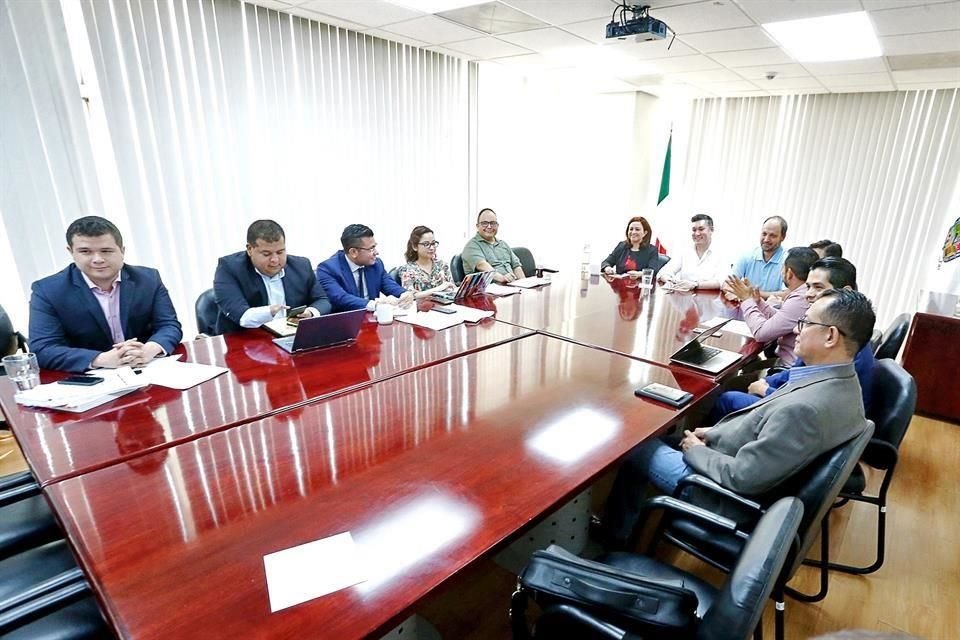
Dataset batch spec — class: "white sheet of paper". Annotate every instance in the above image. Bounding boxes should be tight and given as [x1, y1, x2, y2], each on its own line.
[143, 359, 229, 390]
[263, 532, 369, 612]
[485, 283, 521, 296]
[507, 276, 550, 289]
[395, 310, 464, 331]
[447, 304, 494, 323]
[703, 318, 754, 338]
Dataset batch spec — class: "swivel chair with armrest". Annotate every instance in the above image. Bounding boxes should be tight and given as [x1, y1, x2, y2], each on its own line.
[450, 255, 465, 285]
[0, 473, 60, 561]
[0, 303, 27, 360]
[650, 424, 873, 640]
[512, 496, 803, 640]
[873, 313, 910, 360]
[194, 289, 220, 337]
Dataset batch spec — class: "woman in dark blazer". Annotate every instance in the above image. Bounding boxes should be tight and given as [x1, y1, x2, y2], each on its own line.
[601, 216, 662, 278]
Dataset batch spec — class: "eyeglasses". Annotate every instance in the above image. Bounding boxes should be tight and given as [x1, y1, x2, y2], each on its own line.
[478, 221, 499, 228]
[353, 244, 377, 253]
[796, 317, 846, 336]
[418, 241, 440, 248]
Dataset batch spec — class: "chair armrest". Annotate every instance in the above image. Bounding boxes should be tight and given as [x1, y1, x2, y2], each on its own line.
[675, 474, 763, 513]
[0, 580, 89, 634]
[638, 495, 740, 533]
[862, 438, 898, 470]
[536, 267, 559, 277]
[0, 568, 85, 614]
[0, 470, 35, 492]
[0, 481, 41, 508]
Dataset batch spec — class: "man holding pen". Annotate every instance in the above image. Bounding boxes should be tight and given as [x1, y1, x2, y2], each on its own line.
[29, 216, 183, 372]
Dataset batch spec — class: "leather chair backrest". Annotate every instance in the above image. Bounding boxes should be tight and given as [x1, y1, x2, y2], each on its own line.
[655, 253, 671, 272]
[513, 247, 536, 278]
[874, 313, 911, 360]
[388, 266, 402, 285]
[869, 329, 883, 353]
[864, 359, 917, 467]
[450, 254, 465, 285]
[698, 498, 804, 640]
[763, 422, 874, 579]
[195, 289, 220, 336]
[0, 304, 18, 357]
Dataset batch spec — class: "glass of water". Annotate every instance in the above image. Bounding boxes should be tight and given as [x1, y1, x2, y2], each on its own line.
[3, 352, 40, 391]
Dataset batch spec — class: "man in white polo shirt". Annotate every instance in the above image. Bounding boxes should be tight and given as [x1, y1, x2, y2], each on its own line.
[657, 213, 726, 291]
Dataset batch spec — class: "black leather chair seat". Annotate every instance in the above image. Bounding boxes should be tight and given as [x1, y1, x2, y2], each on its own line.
[3, 597, 110, 640]
[0, 540, 78, 602]
[0, 494, 60, 559]
[596, 552, 717, 619]
[841, 464, 866, 495]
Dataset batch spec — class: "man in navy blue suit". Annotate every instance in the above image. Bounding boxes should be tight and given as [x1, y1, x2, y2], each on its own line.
[213, 220, 332, 334]
[316, 224, 414, 312]
[29, 216, 183, 372]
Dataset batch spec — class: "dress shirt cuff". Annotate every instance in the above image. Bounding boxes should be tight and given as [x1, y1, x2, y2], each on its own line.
[239, 305, 277, 328]
[366, 300, 377, 312]
[305, 306, 320, 318]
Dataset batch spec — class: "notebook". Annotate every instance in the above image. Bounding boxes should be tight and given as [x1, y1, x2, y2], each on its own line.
[669, 318, 743, 374]
[430, 271, 495, 303]
[272, 309, 366, 354]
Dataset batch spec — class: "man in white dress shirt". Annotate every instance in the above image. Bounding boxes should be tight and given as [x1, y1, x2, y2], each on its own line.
[657, 214, 726, 291]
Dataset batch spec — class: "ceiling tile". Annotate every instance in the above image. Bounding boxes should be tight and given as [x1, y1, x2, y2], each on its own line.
[605, 38, 696, 60]
[888, 51, 960, 71]
[649, 54, 723, 72]
[803, 58, 889, 75]
[379, 15, 486, 44]
[736, 63, 810, 79]
[760, 75, 825, 89]
[862, 0, 955, 10]
[443, 36, 533, 58]
[870, 2, 960, 36]
[284, 5, 368, 28]
[501, 0, 615, 25]
[891, 66, 960, 81]
[769, 87, 829, 95]
[299, 0, 424, 28]
[244, 0, 294, 11]
[561, 17, 614, 44]
[680, 27, 778, 53]
[670, 68, 745, 83]
[720, 90, 771, 97]
[498, 26, 592, 51]
[896, 80, 960, 89]
[488, 52, 550, 68]
[880, 29, 960, 55]
[819, 72, 893, 86]
[650, 1, 753, 33]
[426, 45, 474, 58]
[736, 0, 862, 24]
[693, 79, 763, 92]
[365, 28, 429, 48]
[709, 47, 794, 67]
[437, 2, 546, 35]
[830, 84, 896, 93]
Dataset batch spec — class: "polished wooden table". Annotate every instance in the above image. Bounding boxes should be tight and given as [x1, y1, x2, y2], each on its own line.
[901, 312, 960, 423]
[44, 334, 716, 640]
[0, 316, 531, 485]
[465, 275, 764, 376]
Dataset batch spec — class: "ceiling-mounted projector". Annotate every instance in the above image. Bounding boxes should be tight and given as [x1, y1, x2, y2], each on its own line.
[606, 4, 668, 42]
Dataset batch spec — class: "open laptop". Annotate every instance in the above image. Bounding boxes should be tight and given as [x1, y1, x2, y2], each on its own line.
[669, 318, 743, 374]
[272, 309, 366, 354]
[430, 271, 495, 304]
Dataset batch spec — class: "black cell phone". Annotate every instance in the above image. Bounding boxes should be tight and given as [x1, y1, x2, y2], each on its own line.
[431, 306, 457, 314]
[59, 374, 104, 386]
[286, 305, 308, 318]
[634, 383, 693, 408]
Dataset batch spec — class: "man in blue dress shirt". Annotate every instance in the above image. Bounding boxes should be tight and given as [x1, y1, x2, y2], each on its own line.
[316, 224, 414, 312]
[29, 216, 183, 372]
[728, 216, 789, 297]
[213, 219, 331, 334]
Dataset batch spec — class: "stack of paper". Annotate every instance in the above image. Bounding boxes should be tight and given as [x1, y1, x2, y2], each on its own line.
[15, 370, 147, 413]
[395, 304, 494, 331]
[485, 283, 521, 296]
[508, 277, 551, 289]
[701, 317, 754, 339]
[138, 358, 229, 390]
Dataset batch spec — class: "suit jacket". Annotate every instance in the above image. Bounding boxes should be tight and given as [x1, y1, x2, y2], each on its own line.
[29, 264, 183, 373]
[315, 251, 405, 311]
[600, 242, 662, 275]
[684, 362, 867, 495]
[213, 252, 331, 334]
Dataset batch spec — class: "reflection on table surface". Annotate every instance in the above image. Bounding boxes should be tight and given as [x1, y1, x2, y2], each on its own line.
[0, 316, 530, 485]
[46, 334, 715, 640]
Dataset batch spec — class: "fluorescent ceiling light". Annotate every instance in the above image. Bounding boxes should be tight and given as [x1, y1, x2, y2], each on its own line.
[763, 11, 881, 63]
[385, 0, 488, 13]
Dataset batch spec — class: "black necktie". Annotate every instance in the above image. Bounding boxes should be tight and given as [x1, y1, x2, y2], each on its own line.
[357, 267, 366, 299]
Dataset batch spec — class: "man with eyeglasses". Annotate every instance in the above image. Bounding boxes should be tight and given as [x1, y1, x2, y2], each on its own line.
[600, 288, 874, 549]
[711, 257, 876, 419]
[316, 224, 414, 312]
[461, 208, 526, 284]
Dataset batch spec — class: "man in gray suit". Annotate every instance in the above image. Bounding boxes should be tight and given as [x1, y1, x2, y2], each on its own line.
[602, 288, 874, 548]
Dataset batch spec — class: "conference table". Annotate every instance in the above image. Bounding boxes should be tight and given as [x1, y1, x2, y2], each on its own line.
[2, 275, 765, 639]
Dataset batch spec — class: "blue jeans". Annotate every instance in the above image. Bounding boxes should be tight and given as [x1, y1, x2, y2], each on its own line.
[707, 390, 760, 425]
[604, 438, 694, 546]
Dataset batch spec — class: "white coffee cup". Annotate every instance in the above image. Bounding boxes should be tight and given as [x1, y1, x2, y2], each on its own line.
[375, 303, 394, 325]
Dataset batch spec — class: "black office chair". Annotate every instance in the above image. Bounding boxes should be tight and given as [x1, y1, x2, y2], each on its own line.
[513, 247, 537, 278]
[450, 255, 465, 285]
[388, 266, 402, 285]
[194, 289, 220, 337]
[655, 253, 670, 274]
[869, 328, 883, 353]
[810, 360, 916, 575]
[0, 540, 110, 639]
[0, 473, 61, 561]
[873, 313, 910, 360]
[512, 497, 803, 640]
[0, 303, 28, 359]
[653, 424, 874, 640]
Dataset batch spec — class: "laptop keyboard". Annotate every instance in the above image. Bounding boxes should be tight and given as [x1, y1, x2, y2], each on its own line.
[276, 337, 294, 349]
[687, 345, 721, 364]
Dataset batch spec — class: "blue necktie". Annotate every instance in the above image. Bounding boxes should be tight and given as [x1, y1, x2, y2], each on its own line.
[357, 267, 366, 299]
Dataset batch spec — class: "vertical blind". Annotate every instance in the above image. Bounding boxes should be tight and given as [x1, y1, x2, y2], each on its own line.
[1, 0, 469, 335]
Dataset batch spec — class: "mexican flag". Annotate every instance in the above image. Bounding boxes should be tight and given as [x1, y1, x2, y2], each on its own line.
[654, 130, 671, 255]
